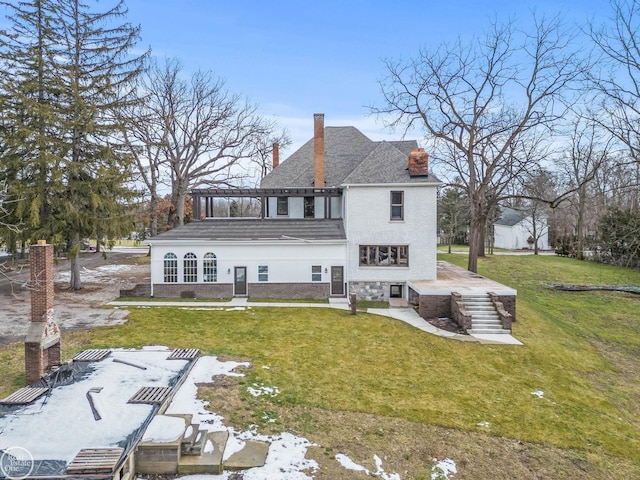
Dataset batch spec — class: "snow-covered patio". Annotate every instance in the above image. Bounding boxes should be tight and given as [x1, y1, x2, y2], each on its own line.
[0, 348, 456, 480]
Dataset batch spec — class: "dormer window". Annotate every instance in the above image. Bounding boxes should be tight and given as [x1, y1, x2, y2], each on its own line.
[277, 196, 288, 216]
[390, 191, 404, 221]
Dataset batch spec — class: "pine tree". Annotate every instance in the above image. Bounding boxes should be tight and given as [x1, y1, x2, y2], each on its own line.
[0, 0, 66, 245]
[0, 0, 145, 289]
[55, 0, 146, 289]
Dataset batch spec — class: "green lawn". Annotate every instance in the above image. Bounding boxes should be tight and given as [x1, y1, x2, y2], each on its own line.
[2, 254, 639, 478]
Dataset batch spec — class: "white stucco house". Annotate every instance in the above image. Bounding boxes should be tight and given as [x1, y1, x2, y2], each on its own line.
[493, 206, 549, 251]
[146, 114, 441, 301]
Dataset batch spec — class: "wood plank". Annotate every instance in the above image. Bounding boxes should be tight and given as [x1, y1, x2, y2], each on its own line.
[0, 387, 49, 405]
[168, 348, 200, 360]
[72, 349, 112, 362]
[67, 448, 123, 474]
[128, 386, 173, 404]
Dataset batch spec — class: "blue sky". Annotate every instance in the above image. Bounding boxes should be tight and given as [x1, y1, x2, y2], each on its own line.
[126, 0, 612, 156]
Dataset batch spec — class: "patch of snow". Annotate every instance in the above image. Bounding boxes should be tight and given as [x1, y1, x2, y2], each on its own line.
[240, 432, 318, 480]
[374, 454, 401, 480]
[334, 453, 400, 479]
[476, 421, 490, 427]
[178, 307, 225, 311]
[204, 439, 214, 454]
[247, 383, 280, 397]
[221, 431, 246, 461]
[142, 415, 186, 443]
[432, 458, 457, 479]
[336, 453, 369, 472]
[55, 264, 134, 284]
[531, 390, 544, 398]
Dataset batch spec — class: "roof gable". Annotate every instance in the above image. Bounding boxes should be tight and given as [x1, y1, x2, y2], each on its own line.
[343, 141, 418, 184]
[261, 127, 376, 188]
[495, 207, 530, 226]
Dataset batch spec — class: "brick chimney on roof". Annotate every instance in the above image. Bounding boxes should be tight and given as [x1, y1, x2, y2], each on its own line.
[313, 113, 325, 188]
[25, 240, 61, 384]
[408, 148, 429, 177]
[272, 142, 279, 170]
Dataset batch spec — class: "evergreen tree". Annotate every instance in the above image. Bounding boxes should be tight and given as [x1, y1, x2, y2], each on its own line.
[437, 186, 469, 253]
[0, 0, 145, 289]
[0, 0, 66, 245]
[55, 0, 145, 289]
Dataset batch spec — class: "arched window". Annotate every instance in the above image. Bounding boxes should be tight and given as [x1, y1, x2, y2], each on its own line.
[163, 253, 178, 283]
[203, 252, 217, 282]
[183, 252, 197, 283]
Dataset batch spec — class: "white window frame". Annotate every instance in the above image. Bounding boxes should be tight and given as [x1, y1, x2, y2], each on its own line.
[183, 252, 198, 283]
[203, 252, 217, 282]
[258, 265, 269, 282]
[311, 265, 322, 281]
[163, 252, 178, 283]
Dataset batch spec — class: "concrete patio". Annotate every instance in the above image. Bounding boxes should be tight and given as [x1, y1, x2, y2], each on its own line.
[409, 261, 517, 297]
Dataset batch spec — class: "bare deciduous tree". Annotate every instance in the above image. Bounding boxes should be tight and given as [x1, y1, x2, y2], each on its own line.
[520, 169, 556, 254]
[590, 0, 640, 162]
[375, 15, 586, 272]
[560, 119, 612, 259]
[140, 58, 282, 228]
[247, 131, 291, 183]
[117, 79, 167, 237]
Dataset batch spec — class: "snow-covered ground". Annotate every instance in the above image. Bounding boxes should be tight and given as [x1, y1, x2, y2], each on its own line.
[167, 356, 457, 480]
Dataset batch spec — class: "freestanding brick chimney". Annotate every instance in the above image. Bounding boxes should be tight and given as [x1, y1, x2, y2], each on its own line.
[272, 142, 279, 170]
[408, 148, 429, 177]
[25, 240, 61, 384]
[313, 113, 325, 188]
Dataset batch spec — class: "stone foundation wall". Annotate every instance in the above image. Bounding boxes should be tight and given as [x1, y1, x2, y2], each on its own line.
[349, 281, 392, 301]
[418, 295, 450, 319]
[248, 282, 329, 299]
[152, 283, 233, 299]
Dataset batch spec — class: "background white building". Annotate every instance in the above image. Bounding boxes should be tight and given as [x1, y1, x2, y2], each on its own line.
[493, 206, 549, 251]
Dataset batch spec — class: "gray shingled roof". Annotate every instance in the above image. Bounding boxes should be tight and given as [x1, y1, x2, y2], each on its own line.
[149, 219, 346, 241]
[495, 207, 530, 226]
[261, 126, 440, 188]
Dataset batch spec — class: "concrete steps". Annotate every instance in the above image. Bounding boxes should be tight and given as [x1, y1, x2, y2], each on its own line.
[461, 294, 511, 334]
[139, 415, 270, 475]
[178, 431, 228, 475]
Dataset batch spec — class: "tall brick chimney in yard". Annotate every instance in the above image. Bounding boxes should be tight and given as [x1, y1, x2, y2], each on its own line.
[313, 113, 325, 188]
[25, 240, 61, 385]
